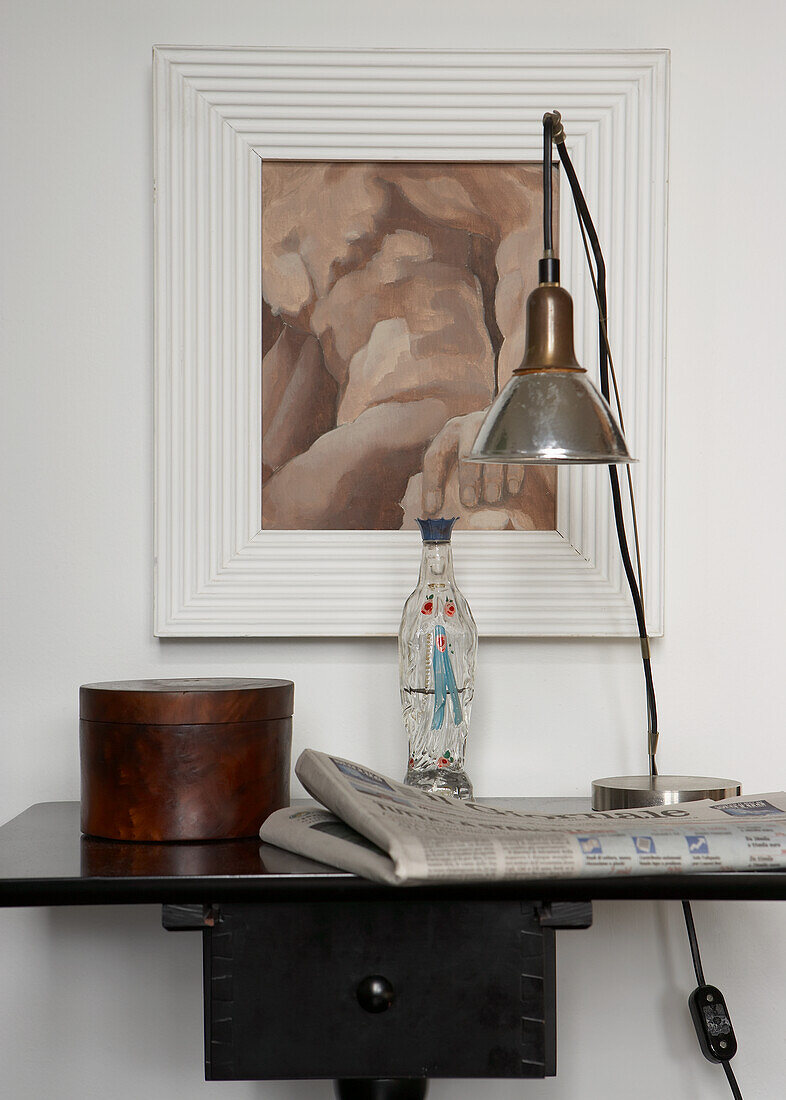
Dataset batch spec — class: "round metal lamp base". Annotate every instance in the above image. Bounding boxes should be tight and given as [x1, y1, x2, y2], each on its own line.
[591, 775, 741, 811]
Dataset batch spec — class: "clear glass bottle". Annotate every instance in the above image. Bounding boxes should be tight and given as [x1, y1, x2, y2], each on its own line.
[399, 518, 478, 799]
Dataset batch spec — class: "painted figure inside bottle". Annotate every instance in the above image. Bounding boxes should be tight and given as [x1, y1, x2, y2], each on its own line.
[399, 518, 478, 799]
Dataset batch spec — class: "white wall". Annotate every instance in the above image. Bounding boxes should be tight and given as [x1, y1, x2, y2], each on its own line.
[2, 1, 785, 1097]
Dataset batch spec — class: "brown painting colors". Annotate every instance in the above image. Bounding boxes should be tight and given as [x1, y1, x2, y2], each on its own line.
[261, 162, 557, 531]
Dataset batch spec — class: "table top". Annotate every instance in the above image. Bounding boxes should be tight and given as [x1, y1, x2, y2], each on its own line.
[1, 801, 786, 907]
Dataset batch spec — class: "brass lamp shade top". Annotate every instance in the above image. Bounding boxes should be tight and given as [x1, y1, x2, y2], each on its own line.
[468, 284, 634, 465]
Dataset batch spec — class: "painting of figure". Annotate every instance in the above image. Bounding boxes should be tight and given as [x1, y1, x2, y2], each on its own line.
[261, 161, 558, 531]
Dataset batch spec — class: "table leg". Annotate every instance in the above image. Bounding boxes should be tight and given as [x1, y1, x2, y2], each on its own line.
[334, 1079, 428, 1100]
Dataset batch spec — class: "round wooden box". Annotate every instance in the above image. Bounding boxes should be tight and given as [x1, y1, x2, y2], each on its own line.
[79, 678, 293, 841]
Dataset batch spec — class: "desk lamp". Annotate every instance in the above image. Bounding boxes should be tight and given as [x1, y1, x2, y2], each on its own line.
[468, 112, 739, 810]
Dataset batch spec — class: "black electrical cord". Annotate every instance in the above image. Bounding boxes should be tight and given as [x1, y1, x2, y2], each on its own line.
[723, 1062, 744, 1100]
[543, 128, 659, 774]
[572, 208, 659, 771]
[682, 901, 745, 1099]
[682, 899, 706, 985]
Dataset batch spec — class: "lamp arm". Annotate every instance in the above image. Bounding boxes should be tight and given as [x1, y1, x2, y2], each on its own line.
[539, 112, 560, 285]
[550, 125, 660, 776]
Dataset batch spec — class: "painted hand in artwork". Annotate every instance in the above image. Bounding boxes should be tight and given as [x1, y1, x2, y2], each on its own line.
[399, 410, 557, 531]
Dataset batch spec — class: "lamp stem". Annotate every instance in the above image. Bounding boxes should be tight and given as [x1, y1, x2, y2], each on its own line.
[542, 113, 553, 254]
[539, 112, 560, 284]
[548, 121, 659, 777]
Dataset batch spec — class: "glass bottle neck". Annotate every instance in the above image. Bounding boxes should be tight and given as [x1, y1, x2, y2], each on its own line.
[418, 541, 455, 586]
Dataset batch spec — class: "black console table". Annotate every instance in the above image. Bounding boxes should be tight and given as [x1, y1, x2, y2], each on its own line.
[2, 801, 785, 1096]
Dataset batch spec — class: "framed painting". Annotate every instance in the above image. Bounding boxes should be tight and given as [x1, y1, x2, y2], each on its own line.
[153, 47, 669, 636]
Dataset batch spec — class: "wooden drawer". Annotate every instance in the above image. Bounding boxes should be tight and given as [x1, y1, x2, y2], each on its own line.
[202, 899, 556, 1081]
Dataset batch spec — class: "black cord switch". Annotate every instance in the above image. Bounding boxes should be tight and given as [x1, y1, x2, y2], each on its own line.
[689, 985, 737, 1063]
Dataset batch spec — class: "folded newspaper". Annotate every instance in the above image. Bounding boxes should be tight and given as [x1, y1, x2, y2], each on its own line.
[260, 750, 786, 885]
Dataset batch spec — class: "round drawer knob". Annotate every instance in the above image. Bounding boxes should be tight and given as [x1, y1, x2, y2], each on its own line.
[356, 974, 395, 1013]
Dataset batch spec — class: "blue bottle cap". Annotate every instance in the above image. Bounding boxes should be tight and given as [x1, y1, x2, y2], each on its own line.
[416, 517, 458, 543]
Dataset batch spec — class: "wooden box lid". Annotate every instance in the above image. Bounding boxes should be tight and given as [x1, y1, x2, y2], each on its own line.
[80, 678, 294, 725]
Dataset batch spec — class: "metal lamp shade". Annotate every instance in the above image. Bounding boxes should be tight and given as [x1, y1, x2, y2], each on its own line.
[468, 369, 633, 464]
[467, 282, 634, 465]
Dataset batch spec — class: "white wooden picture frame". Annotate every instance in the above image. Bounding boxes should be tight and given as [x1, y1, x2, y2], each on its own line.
[153, 47, 669, 637]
